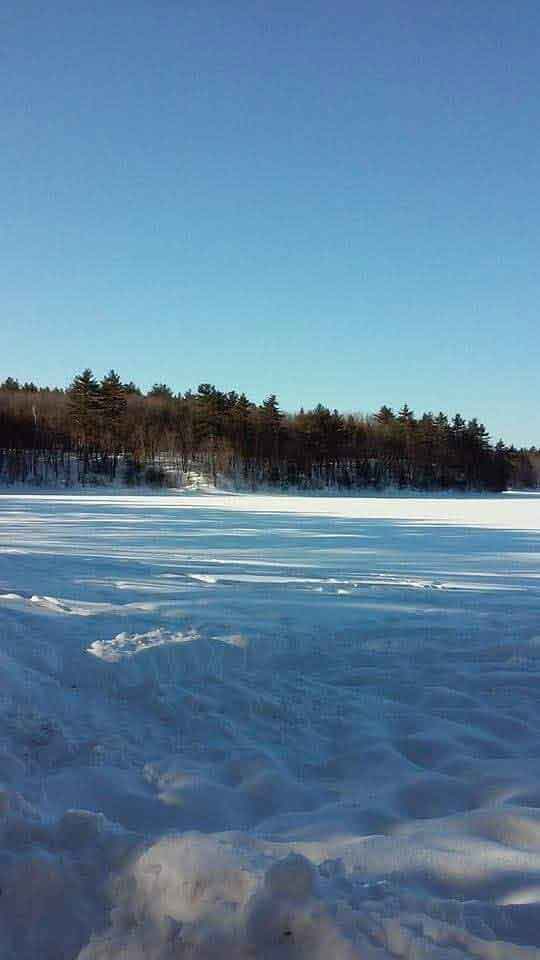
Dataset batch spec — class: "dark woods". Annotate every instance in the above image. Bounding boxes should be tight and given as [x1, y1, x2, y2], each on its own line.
[0, 372, 536, 491]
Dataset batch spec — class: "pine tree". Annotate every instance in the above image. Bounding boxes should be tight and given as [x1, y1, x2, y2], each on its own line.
[492, 440, 512, 491]
[67, 369, 101, 477]
[148, 383, 173, 400]
[374, 405, 395, 424]
[261, 394, 282, 424]
[451, 413, 466, 435]
[233, 393, 254, 458]
[122, 381, 142, 396]
[1, 377, 20, 391]
[100, 370, 127, 425]
[68, 369, 100, 439]
[397, 404, 415, 424]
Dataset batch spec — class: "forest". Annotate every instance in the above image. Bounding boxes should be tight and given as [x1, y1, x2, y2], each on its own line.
[0, 371, 537, 491]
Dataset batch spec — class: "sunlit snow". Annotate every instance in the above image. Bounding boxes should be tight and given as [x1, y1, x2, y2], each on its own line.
[1, 490, 540, 958]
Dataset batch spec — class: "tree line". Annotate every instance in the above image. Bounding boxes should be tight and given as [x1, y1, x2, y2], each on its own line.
[0, 371, 536, 491]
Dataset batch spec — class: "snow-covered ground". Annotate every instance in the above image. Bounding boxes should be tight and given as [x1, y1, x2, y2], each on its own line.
[1, 490, 540, 959]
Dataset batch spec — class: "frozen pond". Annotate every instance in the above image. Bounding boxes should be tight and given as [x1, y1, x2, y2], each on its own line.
[1, 490, 540, 958]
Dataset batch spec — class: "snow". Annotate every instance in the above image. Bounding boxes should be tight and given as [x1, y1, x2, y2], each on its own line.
[0, 489, 540, 958]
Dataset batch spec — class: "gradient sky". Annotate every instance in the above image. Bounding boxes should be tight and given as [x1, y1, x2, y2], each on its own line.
[2, 0, 539, 445]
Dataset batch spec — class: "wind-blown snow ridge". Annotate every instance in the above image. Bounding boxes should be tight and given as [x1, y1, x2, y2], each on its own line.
[1, 490, 540, 958]
[88, 627, 200, 661]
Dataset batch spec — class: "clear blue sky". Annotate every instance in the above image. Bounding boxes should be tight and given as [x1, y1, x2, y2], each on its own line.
[2, 0, 539, 446]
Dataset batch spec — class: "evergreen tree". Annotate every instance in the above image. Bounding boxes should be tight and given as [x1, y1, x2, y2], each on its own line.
[261, 394, 282, 424]
[374, 405, 395, 424]
[259, 395, 283, 477]
[98, 370, 128, 476]
[451, 413, 466, 435]
[1, 377, 20, 391]
[397, 404, 415, 424]
[122, 381, 142, 396]
[100, 370, 127, 425]
[492, 440, 512, 491]
[147, 383, 173, 400]
[68, 369, 100, 440]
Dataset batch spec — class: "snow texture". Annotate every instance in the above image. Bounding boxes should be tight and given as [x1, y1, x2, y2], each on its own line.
[1, 489, 540, 958]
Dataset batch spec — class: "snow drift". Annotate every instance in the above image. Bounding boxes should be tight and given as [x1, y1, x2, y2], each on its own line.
[1, 490, 540, 958]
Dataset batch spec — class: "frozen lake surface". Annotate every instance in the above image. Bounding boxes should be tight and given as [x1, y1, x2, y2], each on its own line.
[1, 490, 540, 958]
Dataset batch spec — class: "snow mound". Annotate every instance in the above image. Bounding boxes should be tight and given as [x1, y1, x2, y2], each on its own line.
[0, 794, 135, 960]
[76, 834, 540, 959]
[88, 628, 200, 661]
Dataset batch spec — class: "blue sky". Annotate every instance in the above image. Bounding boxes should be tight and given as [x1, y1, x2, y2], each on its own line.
[2, 0, 539, 445]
